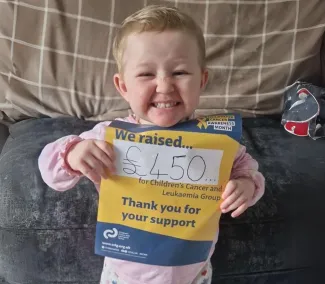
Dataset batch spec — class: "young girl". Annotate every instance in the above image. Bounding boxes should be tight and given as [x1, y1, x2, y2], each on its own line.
[38, 5, 265, 284]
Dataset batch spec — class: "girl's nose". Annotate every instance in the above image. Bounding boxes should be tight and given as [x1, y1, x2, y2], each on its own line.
[156, 76, 175, 94]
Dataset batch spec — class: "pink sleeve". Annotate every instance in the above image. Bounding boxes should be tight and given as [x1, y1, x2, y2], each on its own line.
[38, 121, 112, 191]
[230, 145, 265, 206]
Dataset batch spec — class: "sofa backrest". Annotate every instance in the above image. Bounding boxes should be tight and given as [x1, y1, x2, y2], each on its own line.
[0, 0, 325, 123]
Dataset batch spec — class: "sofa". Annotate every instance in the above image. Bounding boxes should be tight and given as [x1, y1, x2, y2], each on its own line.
[0, 1, 324, 283]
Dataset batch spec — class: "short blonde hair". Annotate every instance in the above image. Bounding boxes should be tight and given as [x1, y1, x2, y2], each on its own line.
[113, 5, 206, 72]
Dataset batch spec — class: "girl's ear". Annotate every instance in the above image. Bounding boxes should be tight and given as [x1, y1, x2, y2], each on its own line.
[200, 69, 209, 90]
[113, 73, 129, 102]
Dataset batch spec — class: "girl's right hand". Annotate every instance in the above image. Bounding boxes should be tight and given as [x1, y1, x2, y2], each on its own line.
[66, 139, 116, 183]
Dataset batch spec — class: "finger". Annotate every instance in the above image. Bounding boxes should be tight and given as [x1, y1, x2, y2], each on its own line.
[221, 180, 237, 200]
[79, 161, 101, 183]
[95, 141, 116, 161]
[220, 188, 242, 209]
[221, 194, 247, 213]
[84, 156, 108, 179]
[86, 170, 102, 184]
[91, 147, 116, 175]
[231, 203, 249, 218]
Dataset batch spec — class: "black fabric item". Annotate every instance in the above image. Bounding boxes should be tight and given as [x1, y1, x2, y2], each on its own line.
[0, 117, 323, 284]
[0, 123, 8, 154]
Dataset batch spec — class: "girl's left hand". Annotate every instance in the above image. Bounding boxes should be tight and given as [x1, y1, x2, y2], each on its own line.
[220, 178, 255, 218]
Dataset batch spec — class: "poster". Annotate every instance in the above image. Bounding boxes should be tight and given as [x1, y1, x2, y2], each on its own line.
[95, 114, 242, 266]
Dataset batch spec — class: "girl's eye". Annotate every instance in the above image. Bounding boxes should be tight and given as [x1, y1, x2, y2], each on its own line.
[138, 73, 154, 77]
[173, 71, 188, 76]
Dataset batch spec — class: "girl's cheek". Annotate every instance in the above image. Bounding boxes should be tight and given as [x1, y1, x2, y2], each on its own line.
[135, 80, 150, 90]
[133, 80, 143, 89]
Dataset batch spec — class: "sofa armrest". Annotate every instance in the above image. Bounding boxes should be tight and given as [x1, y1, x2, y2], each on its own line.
[0, 123, 9, 153]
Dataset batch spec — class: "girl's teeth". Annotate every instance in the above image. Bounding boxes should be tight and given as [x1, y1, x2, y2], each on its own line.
[154, 102, 177, 108]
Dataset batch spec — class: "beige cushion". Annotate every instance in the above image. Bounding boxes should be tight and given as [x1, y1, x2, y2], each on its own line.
[0, 0, 325, 123]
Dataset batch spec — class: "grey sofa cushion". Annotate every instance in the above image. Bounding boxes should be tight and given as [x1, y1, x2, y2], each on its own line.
[214, 118, 323, 283]
[0, 117, 323, 283]
[0, 118, 102, 283]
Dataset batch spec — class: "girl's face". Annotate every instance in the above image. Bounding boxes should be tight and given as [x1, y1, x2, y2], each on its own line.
[114, 30, 208, 127]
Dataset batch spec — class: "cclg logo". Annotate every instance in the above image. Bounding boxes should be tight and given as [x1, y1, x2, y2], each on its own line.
[103, 228, 118, 239]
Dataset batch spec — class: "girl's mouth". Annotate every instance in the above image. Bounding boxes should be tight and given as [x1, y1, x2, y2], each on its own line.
[151, 102, 180, 108]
